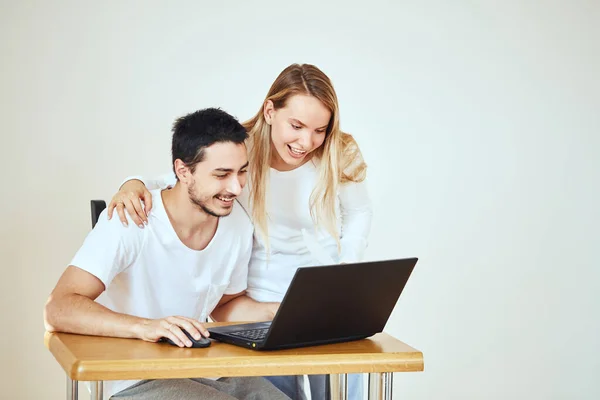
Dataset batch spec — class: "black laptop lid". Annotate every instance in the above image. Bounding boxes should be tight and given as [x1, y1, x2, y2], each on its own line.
[263, 258, 418, 348]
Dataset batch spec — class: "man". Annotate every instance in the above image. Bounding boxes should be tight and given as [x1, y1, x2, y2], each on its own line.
[44, 108, 286, 400]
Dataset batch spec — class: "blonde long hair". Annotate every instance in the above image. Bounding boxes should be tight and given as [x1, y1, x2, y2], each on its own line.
[243, 63, 367, 250]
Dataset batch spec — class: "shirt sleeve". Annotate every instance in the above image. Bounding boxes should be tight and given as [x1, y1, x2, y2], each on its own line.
[338, 179, 373, 263]
[120, 172, 177, 191]
[69, 209, 146, 288]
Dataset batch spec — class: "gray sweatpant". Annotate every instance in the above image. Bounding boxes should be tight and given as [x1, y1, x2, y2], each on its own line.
[111, 377, 291, 400]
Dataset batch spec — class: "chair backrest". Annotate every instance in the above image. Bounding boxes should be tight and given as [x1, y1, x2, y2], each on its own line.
[90, 200, 107, 228]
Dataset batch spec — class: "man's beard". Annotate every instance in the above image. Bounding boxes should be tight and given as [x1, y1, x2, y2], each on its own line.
[187, 184, 232, 218]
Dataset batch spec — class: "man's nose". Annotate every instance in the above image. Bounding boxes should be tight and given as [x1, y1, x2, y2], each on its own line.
[227, 177, 242, 196]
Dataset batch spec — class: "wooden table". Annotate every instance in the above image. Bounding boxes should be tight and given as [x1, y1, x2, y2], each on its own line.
[45, 323, 424, 400]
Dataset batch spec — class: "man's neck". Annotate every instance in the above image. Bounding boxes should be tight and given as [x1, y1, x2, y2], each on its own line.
[161, 184, 218, 251]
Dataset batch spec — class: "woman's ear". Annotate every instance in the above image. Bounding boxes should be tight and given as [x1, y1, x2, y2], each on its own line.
[263, 100, 275, 125]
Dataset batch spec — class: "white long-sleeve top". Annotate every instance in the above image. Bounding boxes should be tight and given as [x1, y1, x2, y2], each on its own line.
[128, 160, 372, 302]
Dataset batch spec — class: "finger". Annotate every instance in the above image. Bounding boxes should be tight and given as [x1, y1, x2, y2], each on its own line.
[171, 317, 203, 340]
[162, 319, 192, 346]
[107, 201, 115, 220]
[143, 190, 153, 216]
[169, 325, 192, 347]
[116, 204, 128, 227]
[180, 316, 209, 337]
[158, 328, 184, 347]
[129, 196, 148, 225]
[124, 199, 144, 228]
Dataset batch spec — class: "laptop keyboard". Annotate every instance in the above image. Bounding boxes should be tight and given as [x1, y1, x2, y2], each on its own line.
[229, 328, 269, 341]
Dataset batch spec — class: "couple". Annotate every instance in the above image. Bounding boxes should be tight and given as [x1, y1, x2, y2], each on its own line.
[44, 63, 372, 400]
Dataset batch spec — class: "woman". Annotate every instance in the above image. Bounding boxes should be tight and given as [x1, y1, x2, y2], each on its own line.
[108, 63, 372, 400]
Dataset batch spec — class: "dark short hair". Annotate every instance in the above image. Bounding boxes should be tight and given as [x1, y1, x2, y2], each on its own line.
[171, 108, 248, 176]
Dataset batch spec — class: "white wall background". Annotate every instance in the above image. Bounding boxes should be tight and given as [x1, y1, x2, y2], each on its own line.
[1, 1, 598, 399]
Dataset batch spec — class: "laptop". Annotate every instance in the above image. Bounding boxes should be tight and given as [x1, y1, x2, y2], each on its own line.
[208, 257, 418, 350]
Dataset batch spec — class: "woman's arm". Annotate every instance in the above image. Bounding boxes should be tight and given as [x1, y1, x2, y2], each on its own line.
[107, 172, 177, 227]
[211, 292, 280, 323]
[338, 179, 373, 263]
[119, 173, 176, 191]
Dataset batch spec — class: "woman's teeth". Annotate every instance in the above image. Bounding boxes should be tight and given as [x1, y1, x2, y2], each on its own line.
[288, 146, 306, 155]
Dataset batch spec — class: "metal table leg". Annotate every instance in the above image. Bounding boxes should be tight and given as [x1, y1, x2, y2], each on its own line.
[329, 373, 348, 400]
[91, 381, 103, 400]
[368, 372, 393, 400]
[67, 377, 78, 400]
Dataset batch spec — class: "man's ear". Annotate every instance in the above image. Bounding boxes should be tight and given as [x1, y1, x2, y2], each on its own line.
[174, 159, 190, 183]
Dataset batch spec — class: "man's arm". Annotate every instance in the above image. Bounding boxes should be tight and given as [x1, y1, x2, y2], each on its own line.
[44, 265, 141, 338]
[210, 291, 280, 322]
[44, 266, 209, 347]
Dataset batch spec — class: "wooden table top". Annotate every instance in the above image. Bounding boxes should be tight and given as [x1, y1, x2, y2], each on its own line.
[45, 323, 424, 381]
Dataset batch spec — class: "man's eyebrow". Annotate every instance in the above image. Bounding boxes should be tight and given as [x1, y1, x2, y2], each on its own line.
[214, 161, 249, 172]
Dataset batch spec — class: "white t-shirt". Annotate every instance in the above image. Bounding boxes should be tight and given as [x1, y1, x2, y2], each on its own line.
[70, 189, 253, 400]
[239, 161, 372, 302]
[132, 161, 372, 302]
[131, 160, 372, 302]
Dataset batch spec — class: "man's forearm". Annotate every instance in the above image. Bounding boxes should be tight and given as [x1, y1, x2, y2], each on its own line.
[211, 295, 279, 322]
[44, 293, 146, 339]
